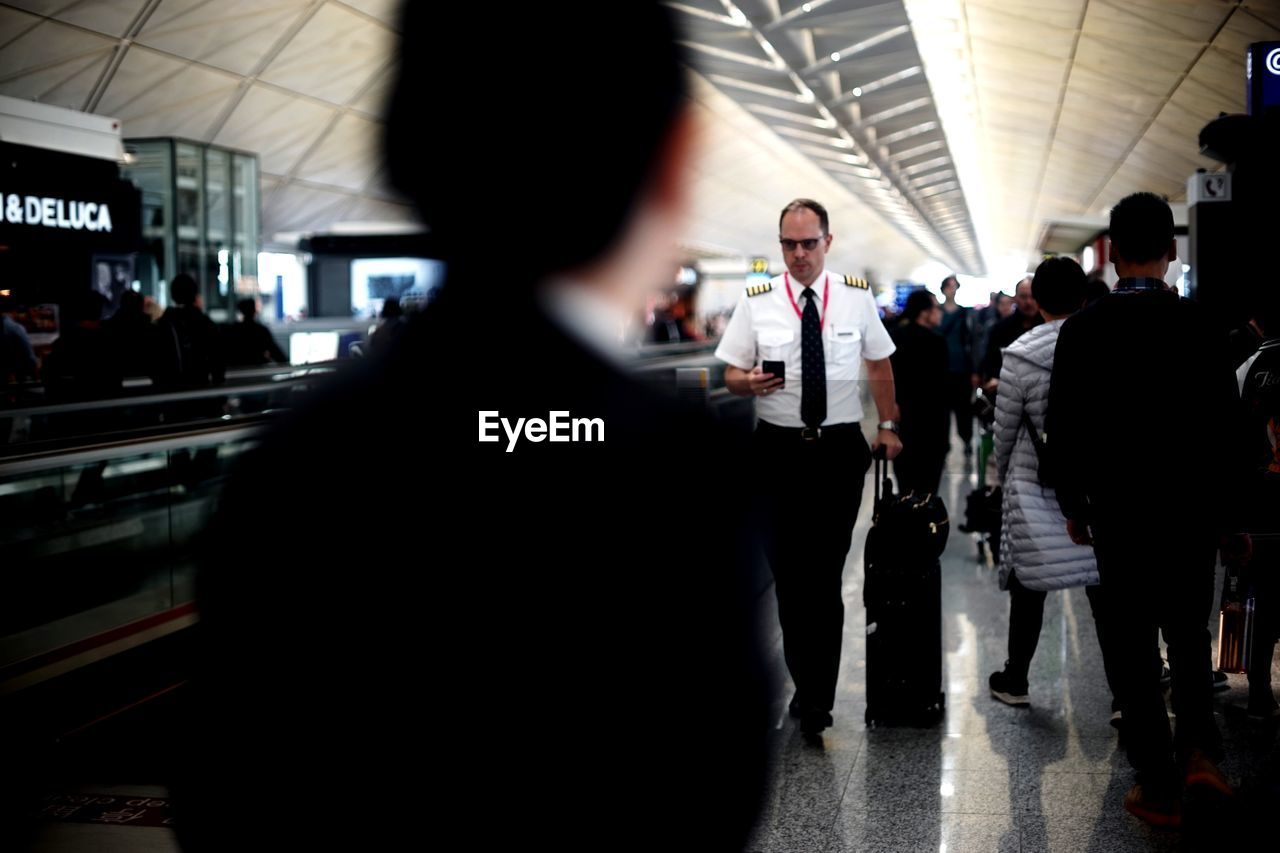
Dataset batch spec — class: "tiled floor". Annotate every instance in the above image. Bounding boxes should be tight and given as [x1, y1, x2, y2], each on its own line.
[746, 432, 1280, 852]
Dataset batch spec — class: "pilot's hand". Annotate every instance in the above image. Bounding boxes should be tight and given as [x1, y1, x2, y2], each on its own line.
[748, 366, 784, 397]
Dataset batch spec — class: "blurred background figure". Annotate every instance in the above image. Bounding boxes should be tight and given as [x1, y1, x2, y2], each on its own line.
[891, 289, 948, 495]
[982, 278, 1040, 392]
[223, 298, 287, 367]
[103, 289, 161, 382]
[155, 273, 224, 389]
[368, 296, 406, 354]
[937, 275, 977, 455]
[1, 300, 38, 385]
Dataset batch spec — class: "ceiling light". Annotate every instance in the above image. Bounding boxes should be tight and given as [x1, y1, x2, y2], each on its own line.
[852, 87, 862, 97]
[802, 3, 812, 11]
[831, 52, 841, 62]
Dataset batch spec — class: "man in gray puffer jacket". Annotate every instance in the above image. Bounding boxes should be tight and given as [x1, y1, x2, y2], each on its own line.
[987, 258, 1125, 714]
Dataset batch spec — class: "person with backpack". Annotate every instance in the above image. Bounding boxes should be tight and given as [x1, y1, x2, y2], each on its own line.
[157, 273, 225, 389]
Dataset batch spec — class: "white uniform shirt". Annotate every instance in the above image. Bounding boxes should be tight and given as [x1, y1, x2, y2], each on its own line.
[715, 268, 895, 427]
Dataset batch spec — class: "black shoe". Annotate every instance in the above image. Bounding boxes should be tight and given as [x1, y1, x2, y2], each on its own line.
[989, 667, 1029, 707]
[800, 709, 833, 735]
[788, 692, 804, 719]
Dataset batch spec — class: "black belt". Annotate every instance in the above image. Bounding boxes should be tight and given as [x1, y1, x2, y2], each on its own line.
[756, 420, 860, 442]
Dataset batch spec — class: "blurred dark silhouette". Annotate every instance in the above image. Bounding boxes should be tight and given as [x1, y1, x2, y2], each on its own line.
[177, 4, 769, 852]
[222, 298, 287, 367]
[155, 274, 225, 389]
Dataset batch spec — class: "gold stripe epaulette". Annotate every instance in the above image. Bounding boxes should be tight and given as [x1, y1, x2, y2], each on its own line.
[746, 282, 773, 297]
[844, 275, 869, 289]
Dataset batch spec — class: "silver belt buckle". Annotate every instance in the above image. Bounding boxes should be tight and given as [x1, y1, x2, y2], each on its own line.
[800, 426, 821, 441]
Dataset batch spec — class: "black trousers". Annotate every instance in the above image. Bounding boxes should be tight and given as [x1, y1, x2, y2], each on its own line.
[755, 422, 871, 713]
[1093, 522, 1220, 779]
[1247, 538, 1280, 695]
[945, 371, 974, 445]
[1005, 572, 1129, 705]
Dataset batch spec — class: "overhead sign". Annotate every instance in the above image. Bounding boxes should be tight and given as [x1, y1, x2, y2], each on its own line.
[1246, 41, 1280, 116]
[1187, 171, 1232, 204]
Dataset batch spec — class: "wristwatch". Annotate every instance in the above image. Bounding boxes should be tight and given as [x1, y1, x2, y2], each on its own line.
[877, 419, 899, 434]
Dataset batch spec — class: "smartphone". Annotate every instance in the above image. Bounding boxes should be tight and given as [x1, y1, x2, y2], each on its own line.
[762, 360, 785, 386]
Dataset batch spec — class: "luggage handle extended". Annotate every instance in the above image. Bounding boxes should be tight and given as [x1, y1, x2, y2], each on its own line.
[872, 445, 892, 513]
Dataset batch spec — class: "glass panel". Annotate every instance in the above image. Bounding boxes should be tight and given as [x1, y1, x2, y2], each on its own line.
[232, 154, 260, 304]
[204, 149, 233, 316]
[0, 449, 174, 666]
[120, 140, 173, 303]
[0, 433, 262, 673]
[174, 143, 205, 305]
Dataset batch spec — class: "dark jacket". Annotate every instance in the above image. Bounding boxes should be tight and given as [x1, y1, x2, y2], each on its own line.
[157, 306, 225, 387]
[982, 312, 1043, 382]
[177, 284, 770, 852]
[937, 305, 973, 373]
[891, 322, 949, 454]
[1238, 337, 1280, 532]
[222, 319, 287, 367]
[1047, 285, 1242, 529]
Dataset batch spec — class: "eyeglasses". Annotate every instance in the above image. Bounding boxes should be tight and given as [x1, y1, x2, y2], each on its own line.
[779, 237, 823, 252]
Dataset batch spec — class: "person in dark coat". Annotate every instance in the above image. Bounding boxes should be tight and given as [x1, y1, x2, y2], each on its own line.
[1048, 192, 1246, 827]
[103, 289, 162, 382]
[222, 298, 287, 367]
[981, 277, 1042, 388]
[891, 289, 948, 494]
[175, 4, 770, 852]
[156, 273, 224, 388]
[937, 275, 977, 454]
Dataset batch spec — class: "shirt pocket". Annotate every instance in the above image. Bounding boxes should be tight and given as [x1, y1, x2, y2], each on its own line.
[827, 325, 862, 376]
[757, 327, 794, 362]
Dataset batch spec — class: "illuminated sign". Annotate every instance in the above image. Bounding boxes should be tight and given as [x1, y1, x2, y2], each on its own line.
[1246, 41, 1280, 116]
[0, 193, 114, 231]
[750, 257, 768, 274]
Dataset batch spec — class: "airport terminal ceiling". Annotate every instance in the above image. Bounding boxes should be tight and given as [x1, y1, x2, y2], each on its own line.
[1, 0, 1278, 282]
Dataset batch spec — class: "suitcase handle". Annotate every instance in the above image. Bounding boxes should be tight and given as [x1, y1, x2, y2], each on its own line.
[873, 446, 892, 512]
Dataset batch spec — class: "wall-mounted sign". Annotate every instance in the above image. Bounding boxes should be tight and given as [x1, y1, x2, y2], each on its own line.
[1247, 41, 1280, 116]
[1, 193, 115, 231]
[1187, 171, 1232, 204]
[0, 141, 140, 307]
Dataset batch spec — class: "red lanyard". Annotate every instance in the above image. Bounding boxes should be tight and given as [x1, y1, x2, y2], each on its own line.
[784, 272, 829, 331]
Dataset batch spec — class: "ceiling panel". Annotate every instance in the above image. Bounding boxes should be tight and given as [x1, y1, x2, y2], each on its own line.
[292, 111, 381, 192]
[96, 46, 241, 139]
[258, 3, 388, 106]
[0, 13, 116, 111]
[212, 82, 337, 176]
[4, 0, 147, 38]
[136, 0, 312, 77]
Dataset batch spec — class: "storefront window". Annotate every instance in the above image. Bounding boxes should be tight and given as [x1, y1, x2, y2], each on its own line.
[120, 140, 260, 316]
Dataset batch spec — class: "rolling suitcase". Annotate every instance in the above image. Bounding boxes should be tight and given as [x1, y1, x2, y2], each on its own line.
[863, 451, 947, 726]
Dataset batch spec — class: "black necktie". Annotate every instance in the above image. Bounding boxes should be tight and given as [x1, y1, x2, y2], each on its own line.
[800, 288, 826, 428]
